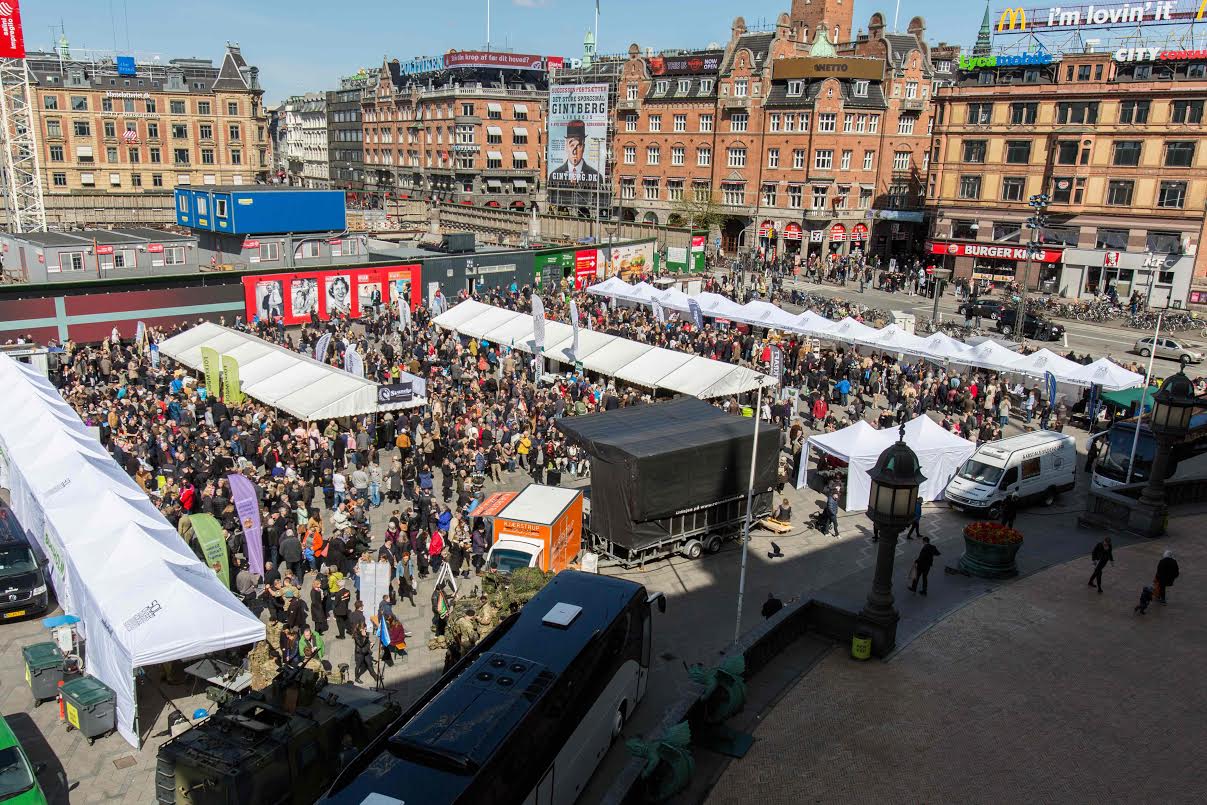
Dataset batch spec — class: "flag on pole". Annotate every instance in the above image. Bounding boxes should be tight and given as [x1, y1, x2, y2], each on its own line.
[687, 298, 704, 330]
[221, 354, 243, 405]
[1044, 370, 1057, 404]
[570, 299, 580, 358]
[345, 345, 364, 377]
[315, 332, 332, 363]
[200, 346, 221, 396]
[652, 300, 666, 324]
[532, 294, 546, 351]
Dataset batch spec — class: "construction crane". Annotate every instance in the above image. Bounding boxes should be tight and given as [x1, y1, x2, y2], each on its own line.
[0, 2, 47, 234]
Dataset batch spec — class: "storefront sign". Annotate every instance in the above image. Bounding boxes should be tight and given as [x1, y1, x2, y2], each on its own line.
[690, 235, 706, 251]
[973, 266, 1019, 282]
[242, 239, 260, 250]
[401, 56, 443, 76]
[1189, 290, 1207, 305]
[995, 2, 1195, 33]
[0, 0, 26, 60]
[773, 57, 884, 81]
[829, 224, 847, 242]
[758, 220, 776, 238]
[377, 382, 414, 405]
[95, 244, 114, 255]
[647, 50, 723, 76]
[444, 51, 545, 70]
[958, 51, 1055, 70]
[809, 229, 824, 243]
[1103, 251, 1121, 268]
[116, 55, 136, 76]
[146, 243, 164, 253]
[851, 223, 869, 241]
[1113, 46, 1207, 62]
[929, 241, 1063, 262]
[783, 223, 803, 241]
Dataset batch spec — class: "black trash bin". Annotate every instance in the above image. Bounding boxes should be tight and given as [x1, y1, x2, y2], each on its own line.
[22, 641, 64, 706]
[61, 676, 116, 745]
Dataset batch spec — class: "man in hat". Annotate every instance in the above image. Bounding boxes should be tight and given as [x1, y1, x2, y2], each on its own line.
[552, 120, 600, 183]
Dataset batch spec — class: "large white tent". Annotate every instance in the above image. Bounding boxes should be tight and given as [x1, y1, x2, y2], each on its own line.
[0, 355, 265, 747]
[799, 416, 977, 511]
[433, 300, 776, 398]
[158, 322, 427, 420]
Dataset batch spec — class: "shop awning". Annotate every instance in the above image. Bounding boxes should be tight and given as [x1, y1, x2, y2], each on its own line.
[487, 150, 503, 160]
[513, 126, 529, 138]
[514, 104, 529, 115]
[486, 178, 503, 188]
[512, 151, 529, 162]
[487, 102, 503, 114]
[487, 126, 503, 137]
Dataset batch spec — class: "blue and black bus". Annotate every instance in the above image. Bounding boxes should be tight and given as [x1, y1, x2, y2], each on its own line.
[322, 570, 666, 805]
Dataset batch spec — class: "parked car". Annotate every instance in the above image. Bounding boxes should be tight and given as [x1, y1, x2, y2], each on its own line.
[995, 309, 1065, 341]
[959, 299, 1007, 320]
[0, 715, 49, 804]
[1134, 336, 1203, 363]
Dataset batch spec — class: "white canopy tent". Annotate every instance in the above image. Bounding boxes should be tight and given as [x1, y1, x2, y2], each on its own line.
[433, 300, 776, 397]
[158, 322, 427, 420]
[1073, 357, 1147, 391]
[1005, 348, 1091, 386]
[0, 355, 265, 747]
[799, 415, 977, 511]
[862, 324, 931, 357]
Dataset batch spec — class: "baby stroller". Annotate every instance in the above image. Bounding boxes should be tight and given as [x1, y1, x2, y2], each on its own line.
[470, 472, 486, 496]
[804, 499, 830, 533]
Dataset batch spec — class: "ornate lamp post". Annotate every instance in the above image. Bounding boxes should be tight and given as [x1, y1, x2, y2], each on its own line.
[857, 427, 926, 657]
[1137, 361, 1198, 523]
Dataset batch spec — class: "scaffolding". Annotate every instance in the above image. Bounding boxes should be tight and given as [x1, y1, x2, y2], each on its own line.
[0, 57, 47, 233]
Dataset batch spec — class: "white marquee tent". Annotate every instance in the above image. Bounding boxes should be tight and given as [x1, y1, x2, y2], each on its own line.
[433, 300, 776, 397]
[799, 415, 977, 511]
[158, 322, 427, 420]
[0, 355, 265, 747]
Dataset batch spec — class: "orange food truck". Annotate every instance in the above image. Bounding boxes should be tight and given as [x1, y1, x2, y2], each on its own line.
[481, 485, 583, 574]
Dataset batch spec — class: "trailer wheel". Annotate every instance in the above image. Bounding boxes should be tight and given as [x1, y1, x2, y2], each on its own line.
[705, 535, 723, 554]
[682, 539, 704, 560]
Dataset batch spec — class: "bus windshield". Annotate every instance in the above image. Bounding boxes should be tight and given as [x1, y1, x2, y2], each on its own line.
[488, 549, 534, 574]
[958, 460, 1004, 486]
[1097, 425, 1156, 482]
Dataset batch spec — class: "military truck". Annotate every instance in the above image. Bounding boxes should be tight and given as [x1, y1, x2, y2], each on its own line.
[155, 667, 399, 804]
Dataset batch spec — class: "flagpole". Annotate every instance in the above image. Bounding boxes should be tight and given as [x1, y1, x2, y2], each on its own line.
[1124, 310, 1162, 484]
[733, 380, 764, 644]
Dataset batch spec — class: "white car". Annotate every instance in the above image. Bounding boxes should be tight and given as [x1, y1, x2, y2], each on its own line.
[1134, 336, 1203, 363]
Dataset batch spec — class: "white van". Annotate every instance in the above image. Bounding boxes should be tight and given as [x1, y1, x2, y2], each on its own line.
[945, 431, 1076, 518]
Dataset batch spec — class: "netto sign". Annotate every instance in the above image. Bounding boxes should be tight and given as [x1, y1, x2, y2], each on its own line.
[772, 57, 884, 81]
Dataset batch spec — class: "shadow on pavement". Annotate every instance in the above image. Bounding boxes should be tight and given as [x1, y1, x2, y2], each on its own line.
[3, 710, 75, 804]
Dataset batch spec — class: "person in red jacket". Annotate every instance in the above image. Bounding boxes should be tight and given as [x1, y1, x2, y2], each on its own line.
[811, 395, 828, 428]
[428, 529, 445, 576]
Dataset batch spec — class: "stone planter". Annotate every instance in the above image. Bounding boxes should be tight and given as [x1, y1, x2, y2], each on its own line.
[958, 523, 1023, 579]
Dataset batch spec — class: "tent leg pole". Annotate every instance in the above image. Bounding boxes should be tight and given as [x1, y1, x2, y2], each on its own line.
[733, 382, 763, 645]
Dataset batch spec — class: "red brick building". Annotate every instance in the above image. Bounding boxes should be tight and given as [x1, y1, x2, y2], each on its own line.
[607, 0, 954, 259]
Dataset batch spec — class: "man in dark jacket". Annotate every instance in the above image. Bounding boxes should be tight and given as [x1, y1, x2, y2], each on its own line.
[1088, 536, 1113, 593]
[1000, 493, 1019, 529]
[1155, 550, 1180, 604]
[285, 590, 308, 630]
[279, 529, 303, 583]
[909, 537, 941, 595]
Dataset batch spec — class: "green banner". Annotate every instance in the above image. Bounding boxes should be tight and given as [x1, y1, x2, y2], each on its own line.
[200, 347, 221, 399]
[190, 513, 230, 587]
[221, 354, 243, 405]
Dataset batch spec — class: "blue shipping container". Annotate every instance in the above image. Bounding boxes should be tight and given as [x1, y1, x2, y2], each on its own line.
[173, 187, 346, 235]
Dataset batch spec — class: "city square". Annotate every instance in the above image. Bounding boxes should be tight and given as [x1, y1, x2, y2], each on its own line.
[0, 0, 1205, 803]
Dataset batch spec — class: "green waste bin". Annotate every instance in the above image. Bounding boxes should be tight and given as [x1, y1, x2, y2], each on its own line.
[61, 676, 116, 744]
[22, 642, 64, 706]
[851, 632, 872, 661]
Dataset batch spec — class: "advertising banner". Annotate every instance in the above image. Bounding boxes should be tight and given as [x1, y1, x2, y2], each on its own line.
[769, 346, 784, 381]
[573, 249, 599, 290]
[221, 354, 243, 405]
[190, 514, 230, 588]
[315, 331, 332, 363]
[0, 0, 26, 60]
[227, 473, 262, 577]
[241, 264, 420, 327]
[548, 83, 608, 206]
[647, 50, 723, 75]
[606, 241, 653, 281]
[570, 299, 580, 358]
[445, 50, 545, 70]
[344, 345, 364, 377]
[377, 382, 414, 406]
[200, 346, 221, 396]
[532, 295, 547, 351]
[928, 241, 1064, 263]
[535, 248, 576, 289]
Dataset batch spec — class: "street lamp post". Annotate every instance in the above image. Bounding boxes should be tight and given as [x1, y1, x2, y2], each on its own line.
[1016, 193, 1050, 343]
[857, 427, 926, 657]
[1137, 361, 1198, 526]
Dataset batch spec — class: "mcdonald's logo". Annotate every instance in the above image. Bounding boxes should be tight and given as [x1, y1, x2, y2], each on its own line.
[1199, 0, 1206, 21]
[997, 7, 1027, 31]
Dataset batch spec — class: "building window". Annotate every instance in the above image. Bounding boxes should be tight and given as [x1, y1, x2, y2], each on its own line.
[1164, 141, 1195, 168]
[966, 102, 993, 124]
[677, 79, 690, 94]
[199, 123, 213, 140]
[962, 140, 986, 163]
[762, 183, 776, 206]
[148, 122, 159, 139]
[1056, 101, 1099, 124]
[1055, 140, 1080, 165]
[171, 123, 188, 139]
[817, 113, 836, 132]
[105, 145, 118, 163]
[844, 114, 855, 133]
[52, 172, 67, 187]
[49, 145, 64, 162]
[699, 114, 713, 132]
[58, 252, 85, 272]
[644, 178, 659, 200]
[785, 113, 798, 132]
[671, 145, 684, 165]
[897, 116, 916, 135]
[699, 79, 714, 94]
[259, 242, 281, 261]
[788, 185, 803, 208]
[863, 150, 874, 170]
[174, 148, 190, 165]
[663, 179, 682, 201]
[1147, 231, 1182, 253]
[814, 149, 833, 170]
[1004, 140, 1031, 164]
[693, 181, 710, 202]
[1106, 180, 1134, 206]
[649, 115, 662, 132]
[730, 112, 747, 132]
[767, 148, 779, 168]
[170, 99, 186, 114]
[722, 182, 744, 205]
[626, 83, 639, 101]
[227, 101, 239, 116]
[43, 96, 59, 110]
[674, 114, 686, 132]
[201, 148, 215, 165]
[697, 147, 711, 167]
[1118, 99, 1150, 124]
[859, 187, 873, 208]
[793, 149, 805, 169]
[647, 145, 660, 165]
[655, 79, 669, 94]
[46, 119, 62, 137]
[152, 173, 163, 187]
[787, 79, 804, 96]
[164, 246, 186, 265]
[840, 150, 851, 170]
[1112, 141, 1142, 166]
[811, 185, 827, 209]
[150, 147, 161, 163]
[70, 95, 88, 111]
[623, 145, 635, 164]
[1158, 181, 1187, 208]
[734, 79, 748, 97]
[229, 124, 241, 140]
[1050, 177, 1084, 204]
[958, 175, 982, 199]
[1001, 176, 1025, 201]
[727, 147, 746, 168]
[893, 151, 910, 171]
[460, 103, 475, 117]
[1096, 228, 1129, 249]
[73, 121, 91, 136]
[868, 114, 879, 133]
[103, 121, 117, 138]
[1009, 102, 1038, 125]
[1171, 100, 1204, 124]
[128, 147, 140, 163]
[853, 80, 868, 97]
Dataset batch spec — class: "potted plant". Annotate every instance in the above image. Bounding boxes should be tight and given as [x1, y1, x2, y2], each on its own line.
[959, 521, 1023, 579]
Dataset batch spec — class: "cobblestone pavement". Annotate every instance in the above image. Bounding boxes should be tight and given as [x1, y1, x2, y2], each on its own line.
[708, 507, 1207, 804]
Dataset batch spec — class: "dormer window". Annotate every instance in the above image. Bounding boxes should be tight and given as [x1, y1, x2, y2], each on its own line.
[787, 80, 803, 96]
[853, 80, 868, 97]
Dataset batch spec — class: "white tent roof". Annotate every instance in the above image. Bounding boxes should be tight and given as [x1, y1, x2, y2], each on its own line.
[435, 300, 776, 397]
[0, 355, 265, 747]
[1007, 348, 1089, 385]
[735, 300, 801, 329]
[158, 323, 425, 419]
[1072, 357, 1145, 391]
[804, 415, 976, 510]
[954, 339, 1027, 371]
[828, 317, 882, 345]
[651, 287, 693, 312]
[693, 292, 746, 319]
[788, 310, 837, 337]
[917, 331, 975, 362]
[863, 324, 931, 356]
[585, 277, 631, 298]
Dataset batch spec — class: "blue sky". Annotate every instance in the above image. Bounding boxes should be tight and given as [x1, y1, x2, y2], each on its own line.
[23, 0, 976, 102]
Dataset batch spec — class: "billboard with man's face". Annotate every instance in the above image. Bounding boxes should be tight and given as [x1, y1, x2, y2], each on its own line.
[548, 83, 609, 208]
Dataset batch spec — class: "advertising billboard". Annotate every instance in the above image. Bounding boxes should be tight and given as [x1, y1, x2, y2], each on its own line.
[606, 241, 653, 281]
[241, 264, 422, 326]
[444, 50, 545, 70]
[993, 1, 1204, 33]
[548, 83, 608, 207]
[573, 249, 599, 290]
[647, 50, 723, 76]
[0, 0, 25, 60]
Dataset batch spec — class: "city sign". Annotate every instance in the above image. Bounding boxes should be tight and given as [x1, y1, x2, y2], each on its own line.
[772, 57, 885, 81]
[0, 0, 25, 59]
[647, 50, 723, 76]
[958, 51, 1055, 70]
[994, 1, 1204, 33]
[1113, 46, 1207, 61]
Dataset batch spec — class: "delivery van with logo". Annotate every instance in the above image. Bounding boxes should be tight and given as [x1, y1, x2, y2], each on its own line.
[483, 484, 583, 574]
[0, 500, 51, 623]
[944, 431, 1076, 518]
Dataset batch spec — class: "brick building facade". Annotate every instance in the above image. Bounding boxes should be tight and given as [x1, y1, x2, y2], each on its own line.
[927, 49, 1207, 308]
[28, 45, 269, 194]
